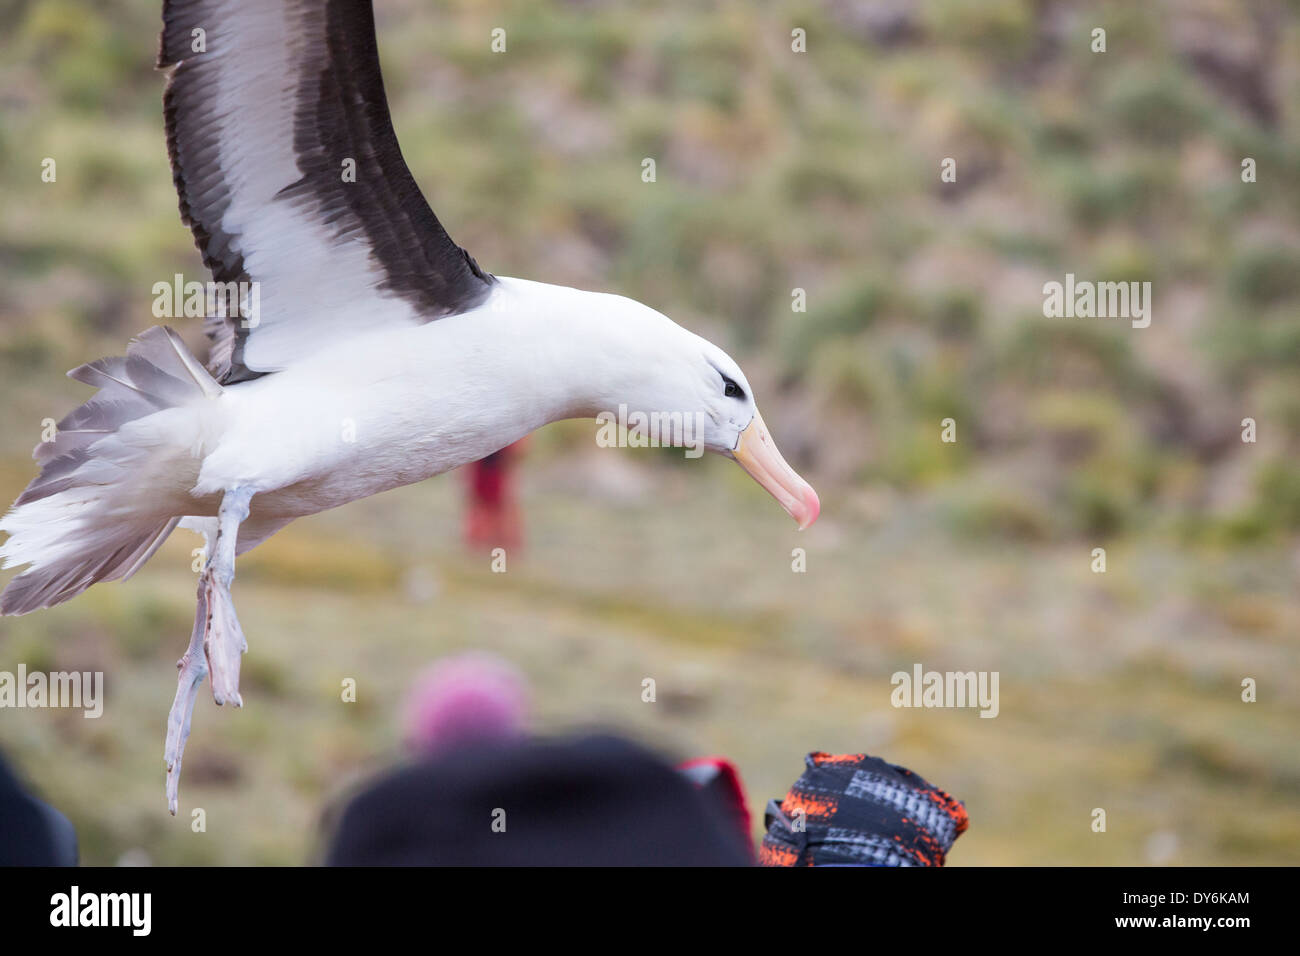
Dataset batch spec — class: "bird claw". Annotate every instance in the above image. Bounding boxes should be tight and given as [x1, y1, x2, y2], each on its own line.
[204, 572, 245, 708]
[163, 554, 248, 813]
[164, 582, 210, 816]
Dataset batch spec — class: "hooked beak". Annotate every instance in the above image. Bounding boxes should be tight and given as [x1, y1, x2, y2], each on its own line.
[729, 408, 820, 529]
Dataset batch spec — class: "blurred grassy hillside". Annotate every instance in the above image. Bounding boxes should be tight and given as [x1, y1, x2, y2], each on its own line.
[1, 0, 1298, 864]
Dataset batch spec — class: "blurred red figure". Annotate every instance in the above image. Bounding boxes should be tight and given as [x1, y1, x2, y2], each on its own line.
[462, 438, 527, 551]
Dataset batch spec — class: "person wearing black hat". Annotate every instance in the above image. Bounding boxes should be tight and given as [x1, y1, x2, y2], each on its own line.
[325, 733, 752, 866]
[0, 751, 78, 866]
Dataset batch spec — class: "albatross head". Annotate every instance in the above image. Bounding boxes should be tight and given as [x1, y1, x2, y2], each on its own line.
[685, 338, 821, 530]
[574, 290, 820, 530]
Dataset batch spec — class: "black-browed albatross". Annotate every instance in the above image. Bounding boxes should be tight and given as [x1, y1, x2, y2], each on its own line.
[0, 0, 820, 813]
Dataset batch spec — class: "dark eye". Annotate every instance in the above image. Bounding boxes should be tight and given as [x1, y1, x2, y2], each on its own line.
[722, 376, 743, 399]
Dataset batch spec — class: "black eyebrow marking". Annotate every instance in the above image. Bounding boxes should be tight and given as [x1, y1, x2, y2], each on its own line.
[705, 358, 745, 397]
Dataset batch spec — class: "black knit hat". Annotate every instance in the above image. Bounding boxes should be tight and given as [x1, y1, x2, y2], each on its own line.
[325, 733, 752, 866]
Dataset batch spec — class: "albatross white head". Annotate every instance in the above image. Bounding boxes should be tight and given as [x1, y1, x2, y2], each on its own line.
[518, 279, 820, 529]
[665, 333, 821, 531]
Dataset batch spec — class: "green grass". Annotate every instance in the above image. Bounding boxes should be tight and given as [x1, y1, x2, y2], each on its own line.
[1, 468, 1297, 865]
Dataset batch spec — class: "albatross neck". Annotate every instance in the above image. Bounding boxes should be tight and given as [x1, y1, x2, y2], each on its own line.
[471, 275, 674, 428]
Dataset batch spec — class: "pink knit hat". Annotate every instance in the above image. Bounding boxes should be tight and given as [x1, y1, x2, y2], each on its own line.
[402, 653, 530, 755]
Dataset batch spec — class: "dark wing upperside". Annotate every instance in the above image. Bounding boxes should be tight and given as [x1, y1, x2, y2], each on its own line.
[158, 0, 492, 383]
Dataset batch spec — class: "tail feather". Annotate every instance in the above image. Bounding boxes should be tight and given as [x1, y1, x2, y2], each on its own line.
[0, 327, 219, 616]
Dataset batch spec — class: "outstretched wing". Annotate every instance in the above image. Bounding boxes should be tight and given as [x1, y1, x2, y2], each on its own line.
[158, 0, 493, 383]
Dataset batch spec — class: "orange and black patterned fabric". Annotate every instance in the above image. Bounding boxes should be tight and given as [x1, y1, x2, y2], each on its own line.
[759, 752, 968, 867]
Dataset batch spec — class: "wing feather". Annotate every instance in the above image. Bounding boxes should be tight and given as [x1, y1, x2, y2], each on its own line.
[158, 0, 492, 383]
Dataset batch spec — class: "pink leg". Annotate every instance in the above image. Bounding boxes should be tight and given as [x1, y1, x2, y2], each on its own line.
[162, 486, 253, 814]
[164, 578, 210, 815]
[204, 486, 251, 706]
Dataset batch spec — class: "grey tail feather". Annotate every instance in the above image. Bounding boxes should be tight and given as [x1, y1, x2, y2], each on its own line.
[0, 518, 181, 616]
[0, 327, 220, 616]
[19, 327, 218, 504]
